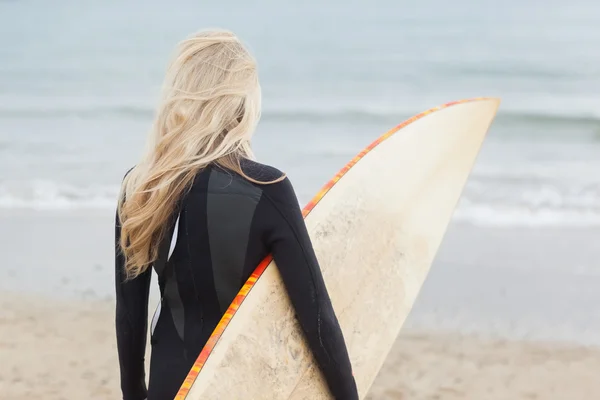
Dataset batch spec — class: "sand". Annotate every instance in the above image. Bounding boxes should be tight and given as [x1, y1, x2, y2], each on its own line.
[2, 294, 600, 400]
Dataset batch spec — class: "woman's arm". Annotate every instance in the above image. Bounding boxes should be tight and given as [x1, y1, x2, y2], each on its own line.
[115, 210, 151, 400]
[264, 178, 358, 400]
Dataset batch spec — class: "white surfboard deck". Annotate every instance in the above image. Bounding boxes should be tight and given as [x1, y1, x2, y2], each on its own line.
[175, 98, 500, 399]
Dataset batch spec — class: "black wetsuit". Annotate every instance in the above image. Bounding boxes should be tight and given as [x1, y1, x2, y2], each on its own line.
[115, 160, 358, 400]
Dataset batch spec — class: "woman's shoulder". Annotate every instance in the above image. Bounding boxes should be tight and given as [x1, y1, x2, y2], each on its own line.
[239, 159, 287, 183]
[238, 159, 300, 203]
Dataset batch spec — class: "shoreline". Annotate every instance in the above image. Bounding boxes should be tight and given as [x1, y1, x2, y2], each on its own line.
[2, 294, 600, 399]
[2, 210, 600, 346]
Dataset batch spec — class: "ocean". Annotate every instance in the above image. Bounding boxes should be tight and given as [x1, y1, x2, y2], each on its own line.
[1, 0, 599, 345]
[1, 0, 599, 227]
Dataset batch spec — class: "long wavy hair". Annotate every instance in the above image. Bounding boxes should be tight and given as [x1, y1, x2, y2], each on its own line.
[118, 29, 280, 279]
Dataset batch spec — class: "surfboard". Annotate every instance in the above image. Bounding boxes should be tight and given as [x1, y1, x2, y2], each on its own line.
[175, 98, 500, 399]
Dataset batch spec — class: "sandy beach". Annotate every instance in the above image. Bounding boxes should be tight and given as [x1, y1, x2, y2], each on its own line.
[1, 211, 600, 399]
[1, 293, 599, 400]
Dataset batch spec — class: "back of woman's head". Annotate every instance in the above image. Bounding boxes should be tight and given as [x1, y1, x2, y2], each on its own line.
[118, 29, 264, 278]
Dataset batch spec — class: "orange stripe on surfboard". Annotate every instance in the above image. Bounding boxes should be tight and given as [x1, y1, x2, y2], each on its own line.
[174, 97, 487, 399]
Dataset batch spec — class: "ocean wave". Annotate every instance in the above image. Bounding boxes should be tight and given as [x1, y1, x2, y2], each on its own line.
[0, 104, 401, 122]
[464, 177, 600, 206]
[447, 65, 583, 80]
[0, 181, 119, 210]
[1, 104, 599, 128]
[272, 108, 573, 125]
[0, 105, 154, 120]
[495, 111, 600, 127]
[453, 205, 600, 228]
[2, 180, 600, 227]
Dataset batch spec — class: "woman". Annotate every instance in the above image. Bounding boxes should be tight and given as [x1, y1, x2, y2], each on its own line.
[115, 30, 358, 400]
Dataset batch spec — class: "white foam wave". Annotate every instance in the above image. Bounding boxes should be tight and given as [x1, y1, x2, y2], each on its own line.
[453, 204, 600, 227]
[455, 178, 600, 226]
[0, 181, 118, 210]
[1, 180, 599, 227]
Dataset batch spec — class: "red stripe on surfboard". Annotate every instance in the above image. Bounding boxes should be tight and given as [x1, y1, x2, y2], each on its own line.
[174, 97, 486, 399]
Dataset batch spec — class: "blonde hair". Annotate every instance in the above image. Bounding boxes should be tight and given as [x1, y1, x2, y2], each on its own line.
[118, 29, 280, 279]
